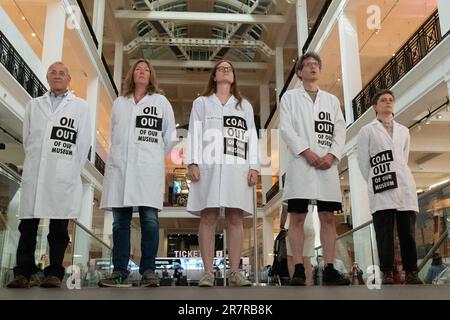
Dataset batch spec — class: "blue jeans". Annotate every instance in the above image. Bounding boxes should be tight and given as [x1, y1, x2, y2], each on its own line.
[112, 206, 159, 276]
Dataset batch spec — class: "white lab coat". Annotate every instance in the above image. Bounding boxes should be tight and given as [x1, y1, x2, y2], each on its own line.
[280, 86, 346, 203]
[357, 119, 418, 213]
[185, 94, 259, 216]
[20, 91, 91, 219]
[100, 94, 176, 211]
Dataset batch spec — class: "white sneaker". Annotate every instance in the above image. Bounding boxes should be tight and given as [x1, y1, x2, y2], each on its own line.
[229, 271, 251, 287]
[198, 272, 214, 287]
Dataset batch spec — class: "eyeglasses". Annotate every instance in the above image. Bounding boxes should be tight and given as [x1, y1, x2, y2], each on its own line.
[303, 61, 320, 68]
[216, 66, 233, 73]
[47, 70, 67, 77]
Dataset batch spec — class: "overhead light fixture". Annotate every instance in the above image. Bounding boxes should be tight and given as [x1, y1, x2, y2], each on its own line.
[424, 118, 431, 125]
[436, 114, 443, 119]
[416, 189, 423, 194]
[176, 123, 179, 127]
[21, 16, 25, 20]
[31, 33, 36, 37]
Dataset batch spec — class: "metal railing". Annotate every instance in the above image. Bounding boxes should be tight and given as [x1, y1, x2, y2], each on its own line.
[352, 10, 444, 122]
[0, 31, 47, 98]
[265, 180, 279, 203]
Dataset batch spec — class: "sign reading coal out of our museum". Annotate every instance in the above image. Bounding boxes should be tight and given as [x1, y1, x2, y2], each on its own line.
[315, 111, 334, 148]
[135, 106, 162, 144]
[370, 150, 398, 194]
[223, 116, 248, 160]
[49, 116, 77, 159]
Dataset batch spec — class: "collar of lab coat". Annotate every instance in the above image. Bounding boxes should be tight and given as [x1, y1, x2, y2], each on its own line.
[40, 90, 74, 118]
[210, 93, 237, 107]
[298, 85, 323, 104]
[370, 118, 399, 141]
[126, 93, 152, 105]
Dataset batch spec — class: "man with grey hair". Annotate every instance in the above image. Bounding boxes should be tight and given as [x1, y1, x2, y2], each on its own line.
[7, 62, 91, 288]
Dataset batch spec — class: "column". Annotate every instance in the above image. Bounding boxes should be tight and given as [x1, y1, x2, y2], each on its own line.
[86, 77, 100, 163]
[262, 215, 274, 267]
[275, 47, 284, 106]
[259, 84, 270, 129]
[73, 183, 95, 267]
[42, 0, 65, 67]
[338, 12, 363, 126]
[157, 228, 166, 257]
[102, 212, 113, 256]
[296, 0, 309, 54]
[347, 148, 374, 273]
[113, 42, 124, 94]
[93, 0, 105, 54]
[437, 0, 450, 36]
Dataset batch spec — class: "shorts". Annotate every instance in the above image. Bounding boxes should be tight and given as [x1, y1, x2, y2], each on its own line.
[287, 198, 342, 213]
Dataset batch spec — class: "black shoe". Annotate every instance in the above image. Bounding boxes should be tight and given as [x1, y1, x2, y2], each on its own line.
[7, 275, 30, 288]
[40, 275, 62, 288]
[323, 266, 350, 285]
[290, 264, 306, 286]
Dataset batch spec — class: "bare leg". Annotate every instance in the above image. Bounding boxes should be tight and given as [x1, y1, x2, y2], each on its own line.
[318, 211, 336, 264]
[199, 208, 220, 273]
[225, 208, 243, 272]
[288, 212, 307, 265]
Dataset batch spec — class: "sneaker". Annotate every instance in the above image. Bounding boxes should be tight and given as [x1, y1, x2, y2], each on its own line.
[99, 271, 132, 288]
[323, 266, 350, 285]
[198, 271, 214, 287]
[382, 271, 394, 285]
[290, 264, 306, 286]
[40, 275, 62, 288]
[405, 270, 423, 284]
[141, 269, 159, 287]
[229, 271, 251, 287]
[7, 275, 30, 288]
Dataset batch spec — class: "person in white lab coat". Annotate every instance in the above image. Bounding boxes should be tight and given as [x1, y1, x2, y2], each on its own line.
[7, 62, 91, 289]
[185, 60, 259, 287]
[99, 59, 176, 288]
[280, 52, 349, 286]
[357, 89, 422, 285]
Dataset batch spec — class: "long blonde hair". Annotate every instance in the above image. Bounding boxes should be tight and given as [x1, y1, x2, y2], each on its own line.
[122, 59, 162, 97]
[201, 60, 243, 109]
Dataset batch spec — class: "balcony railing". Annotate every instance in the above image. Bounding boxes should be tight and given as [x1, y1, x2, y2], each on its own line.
[265, 180, 279, 203]
[0, 31, 47, 98]
[352, 10, 445, 123]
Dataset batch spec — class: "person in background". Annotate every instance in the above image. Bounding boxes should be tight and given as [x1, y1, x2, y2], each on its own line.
[425, 253, 446, 284]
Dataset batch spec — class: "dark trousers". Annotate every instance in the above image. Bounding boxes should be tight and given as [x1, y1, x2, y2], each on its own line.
[372, 210, 418, 272]
[13, 219, 69, 280]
